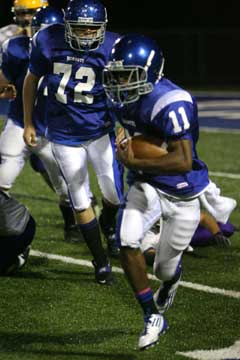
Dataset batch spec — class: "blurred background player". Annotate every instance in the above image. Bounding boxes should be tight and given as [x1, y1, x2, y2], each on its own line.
[0, 0, 48, 117]
[0, 5, 81, 242]
[23, 0, 124, 284]
[0, 190, 36, 275]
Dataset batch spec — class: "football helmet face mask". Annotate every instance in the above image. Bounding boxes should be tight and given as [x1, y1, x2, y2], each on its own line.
[12, 0, 48, 26]
[103, 34, 165, 105]
[31, 6, 64, 35]
[64, 0, 107, 52]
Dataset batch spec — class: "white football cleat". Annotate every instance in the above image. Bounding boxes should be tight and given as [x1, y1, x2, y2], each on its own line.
[154, 278, 181, 314]
[138, 313, 168, 351]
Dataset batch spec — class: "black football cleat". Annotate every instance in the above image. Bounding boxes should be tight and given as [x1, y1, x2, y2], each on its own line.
[92, 260, 113, 285]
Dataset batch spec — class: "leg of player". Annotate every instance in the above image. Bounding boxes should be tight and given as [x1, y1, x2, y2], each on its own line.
[153, 196, 200, 315]
[33, 139, 80, 243]
[99, 198, 120, 257]
[140, 220, 160, 266]
[51, 142, 112, 285]
[120, 246, 168, 350]
[29, 153, 55, 191]
[75, 206, 112, 285]
[0, 119, 29, 193]
[88, 132, 124, 258]
[118, 183, 167, 350]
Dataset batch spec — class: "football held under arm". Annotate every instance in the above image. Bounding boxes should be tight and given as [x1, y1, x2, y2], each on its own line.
[116, 137, 193, 174]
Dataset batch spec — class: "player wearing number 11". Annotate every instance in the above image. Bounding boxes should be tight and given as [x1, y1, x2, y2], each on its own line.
[23, 0, 124, 284]
[103, 34, 210, 349]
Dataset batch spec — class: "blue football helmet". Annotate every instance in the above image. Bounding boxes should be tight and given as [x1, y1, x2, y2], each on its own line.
[31, 6, 64, 35]
[64, 0, 108, 51]
[103, 34, 165, 105]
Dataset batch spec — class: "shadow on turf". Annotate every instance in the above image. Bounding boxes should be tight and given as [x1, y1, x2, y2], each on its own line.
[0, 330, 137, 359]
[9, 259, 108, 285]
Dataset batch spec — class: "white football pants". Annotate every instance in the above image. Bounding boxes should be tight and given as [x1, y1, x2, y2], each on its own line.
[119, 182, 200, 281]
[52, 132, 122, 211]
[0, 119, 68, 201]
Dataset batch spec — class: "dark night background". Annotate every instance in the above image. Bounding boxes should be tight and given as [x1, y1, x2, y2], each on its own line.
[1, 0, 240, 88]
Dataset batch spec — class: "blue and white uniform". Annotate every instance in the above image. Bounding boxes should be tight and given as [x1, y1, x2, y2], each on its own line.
[29, 24, 123, 210]
[116, 78, 210, 281]
[0, 35, 69, 200]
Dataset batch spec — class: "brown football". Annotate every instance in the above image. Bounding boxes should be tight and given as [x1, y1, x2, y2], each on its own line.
[131, 134, 168, 159]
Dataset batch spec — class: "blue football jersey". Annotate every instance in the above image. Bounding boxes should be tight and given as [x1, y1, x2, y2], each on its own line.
[1, 36, 29, 128]
[32, 76, 48, 136]
[1, 35, 48, 136]
[29, 24, 120, 145]
[118, 78, 209, 198]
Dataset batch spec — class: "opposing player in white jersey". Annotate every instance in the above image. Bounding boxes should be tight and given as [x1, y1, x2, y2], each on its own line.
[0, 6, 81, 242]
[23, 0, 124, 284]
[103, 34, 214, 350]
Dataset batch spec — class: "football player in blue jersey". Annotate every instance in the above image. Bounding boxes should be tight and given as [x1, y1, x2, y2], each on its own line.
[0, 6, 81, 242]
[102, 33, 216, 350]
[0, 0, 49, 117]
[23, 0, 124, 284]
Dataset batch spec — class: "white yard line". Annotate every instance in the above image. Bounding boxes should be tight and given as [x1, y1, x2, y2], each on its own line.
[200, 126, 240, 134]
[30, 250, 240, 300]
[209, 171, 240, 179]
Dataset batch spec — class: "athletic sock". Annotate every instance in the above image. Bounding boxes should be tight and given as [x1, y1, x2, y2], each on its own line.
[99, 200, 118, 231]
[136, 287, 159, 316]
[59, 204, 75, 228]
[78, 218, 107, 267]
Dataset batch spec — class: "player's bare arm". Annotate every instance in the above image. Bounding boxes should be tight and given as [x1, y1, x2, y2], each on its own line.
[23, 71, 40, 147]
[116, 137, 192, 174]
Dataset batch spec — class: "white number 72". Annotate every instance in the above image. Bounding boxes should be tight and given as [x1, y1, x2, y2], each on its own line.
[53, 62, 95, 105]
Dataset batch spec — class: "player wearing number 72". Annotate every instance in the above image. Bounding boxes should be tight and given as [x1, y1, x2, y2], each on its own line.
[23, 0, 124, 284]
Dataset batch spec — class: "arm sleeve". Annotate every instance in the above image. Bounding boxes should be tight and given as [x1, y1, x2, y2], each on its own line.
[154, 101, 194, 141]
[29, 32, 50, 77]
[1, 39, 20, 82]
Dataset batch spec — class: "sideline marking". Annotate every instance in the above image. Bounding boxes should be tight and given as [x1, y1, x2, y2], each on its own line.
[30, 250, 240, 300]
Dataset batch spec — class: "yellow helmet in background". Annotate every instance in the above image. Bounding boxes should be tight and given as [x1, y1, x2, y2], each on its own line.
[13, 0, 48, 10]
[12, 0, 48, 26]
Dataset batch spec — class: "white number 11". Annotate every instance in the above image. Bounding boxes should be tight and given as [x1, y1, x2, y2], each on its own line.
[168, 106, 190, 133]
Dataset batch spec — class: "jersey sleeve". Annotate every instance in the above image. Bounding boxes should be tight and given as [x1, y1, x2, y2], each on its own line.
[1, 39, 20, 82]
[151, 90, 195, 140]
[29, 31, 50, 77]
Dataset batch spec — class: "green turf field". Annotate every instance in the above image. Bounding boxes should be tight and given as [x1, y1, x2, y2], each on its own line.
[0, 129, 239, 360]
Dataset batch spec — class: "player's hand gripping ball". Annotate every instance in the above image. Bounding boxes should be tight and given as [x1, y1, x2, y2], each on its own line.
[120, 134, 168, 159]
